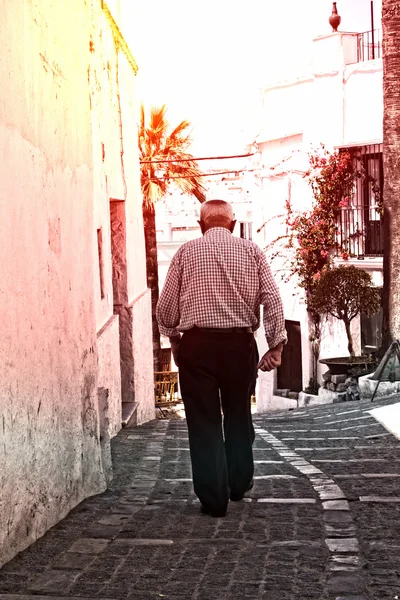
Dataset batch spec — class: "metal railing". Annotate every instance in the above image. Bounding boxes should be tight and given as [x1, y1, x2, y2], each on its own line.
[357, 29, 382, 62]
[336, 207, 384, 258]
[335, 144, 384, 258]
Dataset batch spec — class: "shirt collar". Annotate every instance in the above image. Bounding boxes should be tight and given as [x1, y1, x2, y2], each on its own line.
[204, 227, 232, 238]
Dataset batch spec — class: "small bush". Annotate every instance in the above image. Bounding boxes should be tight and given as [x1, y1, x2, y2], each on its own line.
[304, 378, 320, 395]
[308, 265, 381, 357]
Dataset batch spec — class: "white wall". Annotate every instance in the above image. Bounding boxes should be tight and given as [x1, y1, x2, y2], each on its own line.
[0, 0, 104, 566]
[253, 30, 383, 410]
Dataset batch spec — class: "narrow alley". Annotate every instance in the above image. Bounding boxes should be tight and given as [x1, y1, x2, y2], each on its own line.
[1, 395, 400, 600]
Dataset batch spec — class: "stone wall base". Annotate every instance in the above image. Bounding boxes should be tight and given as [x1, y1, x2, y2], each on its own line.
[359, 373, 400, 400]
[298, 391, 334, 407]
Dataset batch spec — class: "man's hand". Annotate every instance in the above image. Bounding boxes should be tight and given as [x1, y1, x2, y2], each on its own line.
[257, 343, 283, 372]
[169, 335, 181, 367]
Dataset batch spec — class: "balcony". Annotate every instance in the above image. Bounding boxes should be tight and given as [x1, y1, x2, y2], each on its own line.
[335, 144, 383, 258]
[336, 206, 384, 258]
[357, 29, 382, 62]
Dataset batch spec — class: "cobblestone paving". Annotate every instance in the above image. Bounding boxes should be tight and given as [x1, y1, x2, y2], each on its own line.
[1, 396, 400, 600]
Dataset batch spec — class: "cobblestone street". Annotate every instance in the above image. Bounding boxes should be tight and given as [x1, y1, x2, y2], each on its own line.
[1, 396, 400, 600]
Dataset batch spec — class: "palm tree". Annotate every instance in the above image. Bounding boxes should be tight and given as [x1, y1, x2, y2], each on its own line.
[139, 105, 206, 371]
[381, 0, 400, 352]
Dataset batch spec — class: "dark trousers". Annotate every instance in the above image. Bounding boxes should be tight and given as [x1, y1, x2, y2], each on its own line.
[178, 328, 258, 512]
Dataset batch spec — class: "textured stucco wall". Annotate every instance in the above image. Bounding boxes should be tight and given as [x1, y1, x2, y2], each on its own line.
[97, 315, 122, 438]
[0, 0, 107, 567]
[118, 56, 148, 303]
[90, 3, 125, 330]
[131, 289, 155, 424]
[89, 5, 153, 425]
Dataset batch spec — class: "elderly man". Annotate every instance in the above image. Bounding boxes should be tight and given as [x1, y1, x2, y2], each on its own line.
[156, 199, 287, 517]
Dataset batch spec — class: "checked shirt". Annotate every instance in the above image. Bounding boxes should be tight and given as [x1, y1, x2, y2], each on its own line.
[156, 227, 287, 349]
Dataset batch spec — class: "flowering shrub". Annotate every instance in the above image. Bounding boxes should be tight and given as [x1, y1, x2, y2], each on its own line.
[266, 145, 380, 380]
[283, 146, 356, 295]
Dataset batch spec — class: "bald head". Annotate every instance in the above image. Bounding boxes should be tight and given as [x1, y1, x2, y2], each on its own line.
[199, 200, 235, 233]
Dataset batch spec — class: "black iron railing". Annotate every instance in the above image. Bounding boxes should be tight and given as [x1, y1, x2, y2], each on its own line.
[335, 144, 384, 258]
[357, 29, 382, 62]
[336, 207, 384, 258]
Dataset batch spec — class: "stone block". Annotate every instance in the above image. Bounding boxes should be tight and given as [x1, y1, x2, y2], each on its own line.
[358, 372, 400, 400]
[316, 388, 337, 404]
[276, 389, 290, 397]
[333, 392, 347, 403]
[336, 383, 347, 392]
[331, 374, 347, 385]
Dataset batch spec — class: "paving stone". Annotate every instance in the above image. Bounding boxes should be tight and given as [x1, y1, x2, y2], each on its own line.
[326, 538, 359, 553]
[328, 572, 364, 593]
[29, 570, 81, 594]
[254, 474, 297, 479]
[96, 514, 133, 526]
[113, 538, 174, 546]
[335, 596, 368, 600]
[330, 554, 361, 571]
[52, 552, 96, 570]
[359, 495, 400, 502]
[257, 498, 316, 503]
[0, 597, 114, 600]
[67, 538, 110, 554]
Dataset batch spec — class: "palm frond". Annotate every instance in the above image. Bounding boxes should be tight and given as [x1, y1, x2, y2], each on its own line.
[140, 105, 206, 207]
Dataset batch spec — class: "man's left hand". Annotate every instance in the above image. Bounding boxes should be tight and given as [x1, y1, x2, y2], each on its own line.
[257, 344, 283, 372]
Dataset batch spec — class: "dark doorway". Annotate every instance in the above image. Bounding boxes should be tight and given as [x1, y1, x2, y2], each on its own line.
[277, 320, 303, 392]
[361, 287, 383, 353]
[110, 199, 133, 405]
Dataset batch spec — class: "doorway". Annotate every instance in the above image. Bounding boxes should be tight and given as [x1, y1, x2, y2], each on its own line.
[277, 320, 303, 393]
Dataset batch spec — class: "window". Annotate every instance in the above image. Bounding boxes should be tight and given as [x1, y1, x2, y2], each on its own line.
[239, 222, 252, 241]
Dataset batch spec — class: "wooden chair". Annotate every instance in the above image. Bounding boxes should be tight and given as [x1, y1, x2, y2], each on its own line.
[154, 370, 179, 417]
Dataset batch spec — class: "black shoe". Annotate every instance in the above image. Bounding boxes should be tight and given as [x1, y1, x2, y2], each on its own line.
[200, 505, 227, 518]
[230, 478, 254, 502]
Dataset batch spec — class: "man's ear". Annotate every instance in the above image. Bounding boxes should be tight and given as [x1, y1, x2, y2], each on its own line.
[229, 220, 237, 233]
[198, 220, 206, 234]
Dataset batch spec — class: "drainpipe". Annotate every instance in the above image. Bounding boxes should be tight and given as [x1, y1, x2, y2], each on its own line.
[370, 1, 375, 59]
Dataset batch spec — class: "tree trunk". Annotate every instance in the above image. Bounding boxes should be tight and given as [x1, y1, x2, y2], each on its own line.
[142, 203, 162, 372]
[344, 319, 354, 358]
[382, 1, 400, 350]
[307, 310, 321, 382]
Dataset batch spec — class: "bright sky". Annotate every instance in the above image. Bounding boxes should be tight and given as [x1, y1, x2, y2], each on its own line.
[121, 0, 381, 156]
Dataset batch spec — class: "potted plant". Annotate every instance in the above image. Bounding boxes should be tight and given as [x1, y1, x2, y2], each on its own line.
[308, 265, 381, 375]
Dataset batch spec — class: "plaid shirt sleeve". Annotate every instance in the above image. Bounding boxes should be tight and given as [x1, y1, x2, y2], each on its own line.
[156, 251, 182, 338]
[257, 250, 288, 349]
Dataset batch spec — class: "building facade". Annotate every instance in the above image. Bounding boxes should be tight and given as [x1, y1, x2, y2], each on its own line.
[252, 16, 384, 410]
[0, 0, 153, 567]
